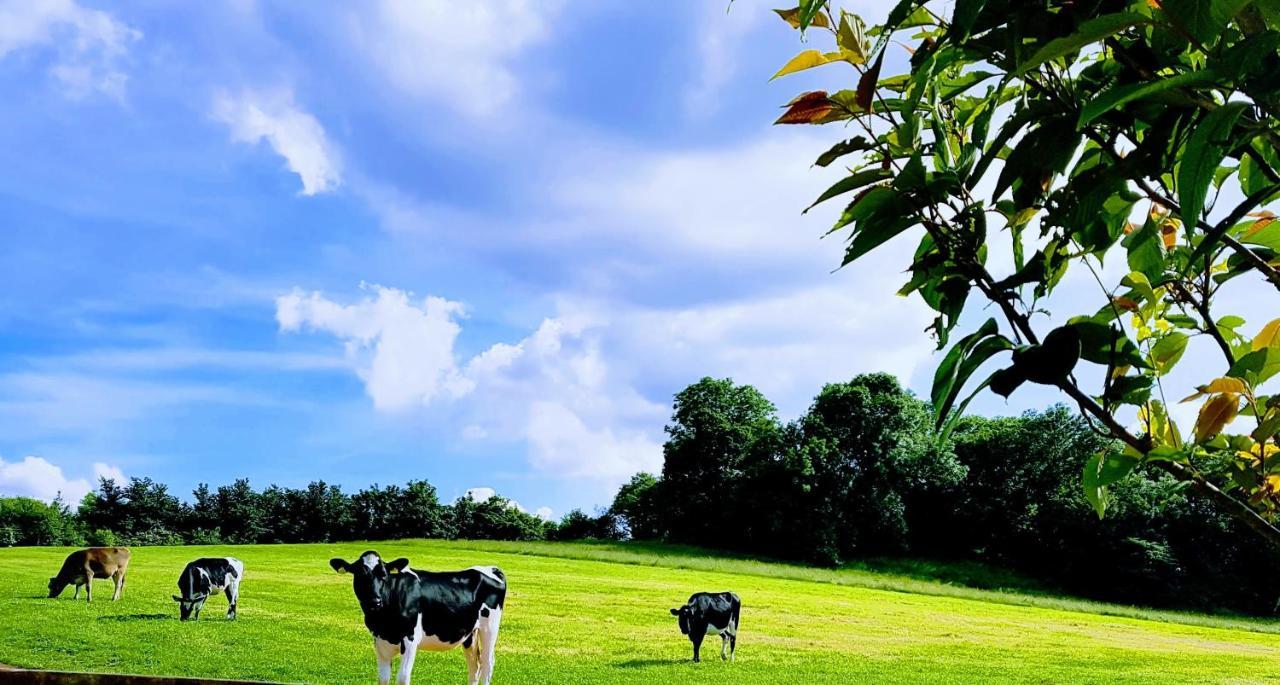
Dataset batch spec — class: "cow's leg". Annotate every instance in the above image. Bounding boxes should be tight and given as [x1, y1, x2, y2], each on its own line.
[720, 633, 729, 660]
[465, 637, 481, 685]
[72, 584, 80, 600]
[83, 571, 94, 604]
[111, 571, 123, 601]
[374, 638, 396, 685]
[690, 633, 704, 663]
[226, 580, 238, 619]
[396, 641, 418, 685]
[478, 605, 502, 685]
[729, 631, 737, 662]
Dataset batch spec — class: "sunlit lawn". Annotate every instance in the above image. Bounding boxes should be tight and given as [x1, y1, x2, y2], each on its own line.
[2, 540, 1279, 683]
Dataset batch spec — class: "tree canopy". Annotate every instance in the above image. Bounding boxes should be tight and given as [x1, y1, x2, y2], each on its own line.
[768, 0, 1280, 546]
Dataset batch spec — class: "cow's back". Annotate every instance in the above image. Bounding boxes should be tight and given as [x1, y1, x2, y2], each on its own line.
[86, 547, 130, 575]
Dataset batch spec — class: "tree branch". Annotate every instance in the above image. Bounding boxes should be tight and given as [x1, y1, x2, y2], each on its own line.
[1055, 381, 1280, 548]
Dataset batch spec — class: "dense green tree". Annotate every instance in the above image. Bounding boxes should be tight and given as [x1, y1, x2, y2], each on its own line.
[659, 377, 783, 548]
[609, 472, 662, 540]
[548, 509, 624, 541]
[447, 495, 548, 541]
[0, 497, 83, 546]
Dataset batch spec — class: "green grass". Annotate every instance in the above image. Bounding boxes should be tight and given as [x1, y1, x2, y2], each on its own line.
[2, 540, 1280, 684]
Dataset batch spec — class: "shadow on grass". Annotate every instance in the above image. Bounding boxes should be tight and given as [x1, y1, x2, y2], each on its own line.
[98, 613, 170, 622]
[616, 658, 687, 669]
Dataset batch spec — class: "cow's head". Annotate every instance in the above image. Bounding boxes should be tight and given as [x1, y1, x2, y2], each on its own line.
[47, 576, 67, 598]
[172, 592, 209, 621]
[173, 567, 212, 620]
[670, 605, 692, 635]
[329, 551, 409, 614]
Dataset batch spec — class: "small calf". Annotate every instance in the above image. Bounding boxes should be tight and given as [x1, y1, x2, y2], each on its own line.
[670, 591, 740, 662]
[47, 547, 130, 603]
[172, 557, 244, 620]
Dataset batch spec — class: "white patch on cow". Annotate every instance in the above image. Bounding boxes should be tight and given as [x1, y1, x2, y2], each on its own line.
[400, 568, 419, 579]
[705, 617, 736, 636]
[361, 552, 382, 570]
[468, 566, 502, 584]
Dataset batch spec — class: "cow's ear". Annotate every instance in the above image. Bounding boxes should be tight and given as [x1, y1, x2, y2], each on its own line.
[386, 558, 410, 573]
[329, 558, 351, 574]
[670, 608, 681, 616]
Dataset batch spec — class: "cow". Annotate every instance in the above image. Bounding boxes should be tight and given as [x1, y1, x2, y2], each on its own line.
[670, 591, 741, 663]
[329, 551, 506, 685]
[47, 547, 131, 603]
[172, 557, 244, 621]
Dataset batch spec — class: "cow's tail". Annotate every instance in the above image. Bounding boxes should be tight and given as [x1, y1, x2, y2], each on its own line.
[731, 593, 741, 629]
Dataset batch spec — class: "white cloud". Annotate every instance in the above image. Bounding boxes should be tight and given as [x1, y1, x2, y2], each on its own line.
[213, 88, 341, 195]
[350, 0, 562, 117]
[278, 286, 665, 481]
[0, 0, 140, 99]
[465, 486, 551, 520]
[276, 285, 473, 410]
[0, 456, 124, 504]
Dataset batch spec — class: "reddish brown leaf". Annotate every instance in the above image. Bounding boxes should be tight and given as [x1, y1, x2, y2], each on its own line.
[856, 51, 884, 113]
[775, 91, 833, 125]
[1113, 295, 1139, 312]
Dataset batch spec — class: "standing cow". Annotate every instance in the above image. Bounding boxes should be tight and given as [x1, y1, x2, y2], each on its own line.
[670, 591, 741, 662]
[330, 551, 506, 685]
[47, 547, 130, 603]
[172, 557, 244, 621]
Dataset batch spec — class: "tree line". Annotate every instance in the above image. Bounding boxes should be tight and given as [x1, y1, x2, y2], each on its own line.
[4, 372, 1278, 614]
[603, 375, 1280, 615]
[1, 478, 559, 548]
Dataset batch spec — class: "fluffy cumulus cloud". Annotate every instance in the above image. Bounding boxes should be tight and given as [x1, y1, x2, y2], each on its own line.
[350, 0, 561, 117]
[212, 88, 342, 195]
[0, 456, 124, 504]
[277, 286, 665, 482]
[0, 0, 141, 99]
[276, 285, 473, 410]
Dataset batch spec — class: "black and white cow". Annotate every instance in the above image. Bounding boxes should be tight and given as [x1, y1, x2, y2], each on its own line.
[329, 551, 506, 685]
[172, 557, 243, 621]
[670, 591, 741, 662]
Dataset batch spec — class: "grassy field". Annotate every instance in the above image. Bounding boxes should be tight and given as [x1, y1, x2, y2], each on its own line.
[2, 541, 1280, 684]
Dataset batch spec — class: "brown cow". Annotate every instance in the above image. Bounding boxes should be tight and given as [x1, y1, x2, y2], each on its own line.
[47, 547, 131, 603]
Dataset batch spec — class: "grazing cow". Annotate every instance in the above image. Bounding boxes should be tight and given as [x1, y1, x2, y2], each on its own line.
[47, 547, 130, 603]
[670, 591, 741, 662]
[329, 551, 506, 685]
[172, 557, 244, 621]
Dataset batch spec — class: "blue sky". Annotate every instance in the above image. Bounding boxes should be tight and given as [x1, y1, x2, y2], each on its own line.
[0, 0, 1265, 519]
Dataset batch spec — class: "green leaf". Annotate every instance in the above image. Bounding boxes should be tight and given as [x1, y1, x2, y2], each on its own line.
[932, 319, 1013, 426]
[1151, 332, 1190, 373]
[1083, 452, 1108, 519]
[1229, 348, 1280, 385]
[1069, 318, 1151, 369]
[814, 137, 871, 168]
[806, 169, 892, 212]
[1124, 220, 1165, 283]
[1078, 70, 1218, 127]
[797, 0, 827, 31]
[1017, 13, 1151, 75]
[948, 0, 988, 42]
[1161, 0, 1253, 45]
[1178, 103, 1249, 231]
[1097, 451, 1140, 486]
